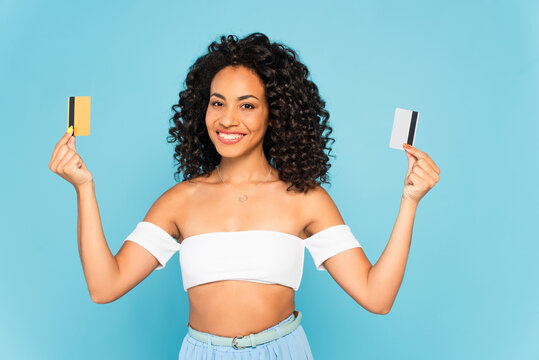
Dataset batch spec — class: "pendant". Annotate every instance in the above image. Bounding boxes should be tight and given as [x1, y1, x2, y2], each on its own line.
[238, 194, 248, 202]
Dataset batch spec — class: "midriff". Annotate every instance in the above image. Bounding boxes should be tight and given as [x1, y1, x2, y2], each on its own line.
[171, 170, 309, 338]
[186, 280, 296, 337]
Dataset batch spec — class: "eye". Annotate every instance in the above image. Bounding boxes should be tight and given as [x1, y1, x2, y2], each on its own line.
[211, 101, 223, 107]
[241, 103, 255, 109]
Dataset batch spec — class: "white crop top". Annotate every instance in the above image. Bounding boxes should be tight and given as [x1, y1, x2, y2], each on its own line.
[124, 221, 362, 292]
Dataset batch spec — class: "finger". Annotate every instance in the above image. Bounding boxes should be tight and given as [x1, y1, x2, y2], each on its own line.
[405, 150, 416, 175]
[66, 135, 76, 151]
[57, 150, 77, 174]
[412, 164, 437, 185]
[50, 144, 70, 172]
[54, 126, 74, 153]
[422, 154, 440, 175]
[404, 145, 440, 175]
[403, 144, 425, 159]
[407, 171, 425, 186]
[414, 158, 440, 183]
[51, 127, 74, 167]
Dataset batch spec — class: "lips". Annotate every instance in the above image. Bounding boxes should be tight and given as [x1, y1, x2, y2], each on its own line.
[216, 130, 246, 144]
[216, 130, 246, 135]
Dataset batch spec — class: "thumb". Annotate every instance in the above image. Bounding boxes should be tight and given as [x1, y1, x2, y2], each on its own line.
[404, 149, 416, 176]
[67, 135, 76, 150]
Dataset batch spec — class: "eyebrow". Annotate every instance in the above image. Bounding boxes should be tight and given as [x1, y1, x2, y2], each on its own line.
[210, 93, 259, 101]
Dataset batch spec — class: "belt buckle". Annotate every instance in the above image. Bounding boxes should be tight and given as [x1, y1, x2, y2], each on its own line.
[232, 335, 245, 349]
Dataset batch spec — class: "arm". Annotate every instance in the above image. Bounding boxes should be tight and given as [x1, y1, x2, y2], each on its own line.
[51, 129, 170, 303]
[366, 144, 440, 313]
[315, 145, 439, 314]
[305, 191, 416, 315]
[75, 180, 121, 303]
[365, 196, 417, 314]
[76, 181, 179, 304]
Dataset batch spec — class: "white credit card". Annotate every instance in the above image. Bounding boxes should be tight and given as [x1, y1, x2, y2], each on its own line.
[389, 108, 418, 150]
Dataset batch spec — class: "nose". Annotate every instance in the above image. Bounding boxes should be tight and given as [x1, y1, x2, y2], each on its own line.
[219, 106, 240, 127]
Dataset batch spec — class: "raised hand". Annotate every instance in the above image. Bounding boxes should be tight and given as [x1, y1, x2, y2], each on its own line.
[49, 126, 93, 190]
[401, 143, 440, 203]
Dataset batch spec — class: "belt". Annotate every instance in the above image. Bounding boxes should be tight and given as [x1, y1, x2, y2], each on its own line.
[186, 310, 301, 349]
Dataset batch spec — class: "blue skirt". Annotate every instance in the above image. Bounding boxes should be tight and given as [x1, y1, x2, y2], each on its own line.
[178, 312, 314, 359]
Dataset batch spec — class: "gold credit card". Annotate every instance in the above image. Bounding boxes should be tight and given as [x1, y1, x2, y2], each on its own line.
[67, 96, 91, 136]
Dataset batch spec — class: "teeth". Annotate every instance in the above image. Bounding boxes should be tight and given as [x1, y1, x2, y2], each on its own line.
[219, 132, 244, 140]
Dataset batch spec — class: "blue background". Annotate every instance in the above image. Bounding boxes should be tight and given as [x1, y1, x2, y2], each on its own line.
[1, 0, 538, 358]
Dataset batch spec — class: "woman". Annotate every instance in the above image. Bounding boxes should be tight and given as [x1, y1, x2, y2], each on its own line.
[49, 32, 440, 359]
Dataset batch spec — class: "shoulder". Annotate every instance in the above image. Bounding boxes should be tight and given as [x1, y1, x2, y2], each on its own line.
[142, 180, 198, 240]
[299, 184, 345, 238]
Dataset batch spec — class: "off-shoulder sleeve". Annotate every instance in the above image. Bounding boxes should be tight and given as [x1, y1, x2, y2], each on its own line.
[123, 221, 180, 270]
[304, 224, 362, 271]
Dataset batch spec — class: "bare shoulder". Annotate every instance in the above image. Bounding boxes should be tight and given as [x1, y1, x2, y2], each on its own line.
[300, 184, 346, 237]
[142, 179, 197, 240]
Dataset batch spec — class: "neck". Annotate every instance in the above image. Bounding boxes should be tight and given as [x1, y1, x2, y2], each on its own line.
[217, 147, 273, 185]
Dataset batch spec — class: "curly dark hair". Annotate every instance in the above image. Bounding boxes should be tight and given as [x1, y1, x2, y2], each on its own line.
[167, 32, 335, 193]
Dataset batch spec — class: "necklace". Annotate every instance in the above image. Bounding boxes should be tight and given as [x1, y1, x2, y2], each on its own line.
[217, 165, 273, 203]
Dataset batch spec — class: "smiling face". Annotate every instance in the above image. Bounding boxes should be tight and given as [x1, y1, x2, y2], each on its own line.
[205, 65, 270, 158]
